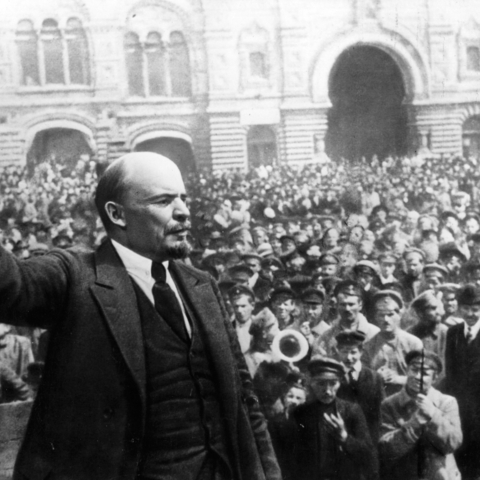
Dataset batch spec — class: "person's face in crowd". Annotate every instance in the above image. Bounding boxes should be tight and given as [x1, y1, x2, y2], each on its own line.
[405, 253, 424, 278]
[380, 260, 396, 278]
[244, 258, 261, 274]
[349, 226, 364, 244]
[468, 267, 480, 287]
[294, 232, 310, 248]
[465, 218, 480, 235]
[445, 216, 459, 233]
[321, 263, 338, 276]
[270, 237, 282, 256]
[406, 360, 437, 396]
[336, 293, 362, 325]
[252, 229, 268, 247]
[355, 267, 374, 288]
[232, 294, 254, 325]
[212, 259, 225, 276]
[444, 255, 462, 275]
[358, 241, 374, 259]
[299, 320, 312, 338]
[281, 238, 296, 253]
[110, 156, 191, 262]
[323, 228, 340, 249]
[424, 270, 445, 289]
[375, 210, 387, 223]
[338, 345, 362, 369]
[459, 302, 480, 328]
[304, 302, 323, 323]
[309, 373, 340, 405]
[271, 297, 295, 323]
[232, 240, 248, 255]
[418, 217, 434, 231]
[419, 299, 442, 325]
[283, 386, 306, 412]
[362, 230, 375, 243]
[442, 291, 458, 315]
[287, 256, 305, 273]
[374, 297, 401, 335]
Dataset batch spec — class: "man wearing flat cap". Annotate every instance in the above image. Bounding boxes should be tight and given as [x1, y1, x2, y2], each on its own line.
[438, 283, 463, 327]
[291, 358, 379, 480]
[300, 287, 329, 340]
[445, 284, 480, 479]
[379, 350, 462, 480]
[269, 287, 296, 330]
[363, 291, 423, 397]
[242, 253, 271, 303]
[400, 249, 426, 303]
[336, 330, 384, 446]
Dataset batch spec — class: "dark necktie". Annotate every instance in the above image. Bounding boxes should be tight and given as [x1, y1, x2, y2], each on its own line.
[348, 368, 355, 384]
[151, 262, 188, 342]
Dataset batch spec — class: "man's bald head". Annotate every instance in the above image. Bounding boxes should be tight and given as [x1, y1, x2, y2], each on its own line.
[95, 152, 181, 232]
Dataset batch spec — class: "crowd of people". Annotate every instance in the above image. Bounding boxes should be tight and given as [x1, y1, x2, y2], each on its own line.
[2, 151, 480, 479]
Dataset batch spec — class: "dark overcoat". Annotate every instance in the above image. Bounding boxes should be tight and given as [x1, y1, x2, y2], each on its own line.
[0, 241, 281, 480]
[292, 398, 379, 480]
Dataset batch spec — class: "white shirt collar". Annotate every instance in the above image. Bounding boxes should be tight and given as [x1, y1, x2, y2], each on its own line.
[111, 239, 168, 278]
[464, 317, 480, 341]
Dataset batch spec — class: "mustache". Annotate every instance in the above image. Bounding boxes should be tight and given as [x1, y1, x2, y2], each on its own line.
[165, 222, 192, 235]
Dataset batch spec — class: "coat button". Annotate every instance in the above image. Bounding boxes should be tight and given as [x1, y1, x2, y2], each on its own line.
[103, 407, 114, 419]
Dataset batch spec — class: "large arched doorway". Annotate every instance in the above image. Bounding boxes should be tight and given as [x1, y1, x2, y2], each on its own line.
[134, 137, 195, 174]
[325, 46, 408, 161]
[27, 128, 93, 173]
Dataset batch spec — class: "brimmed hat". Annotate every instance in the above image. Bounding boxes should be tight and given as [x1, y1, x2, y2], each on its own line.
[308, 358, 345, 377]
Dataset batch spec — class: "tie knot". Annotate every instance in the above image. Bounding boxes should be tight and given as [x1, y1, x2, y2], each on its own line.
[151, 262, 167, 282]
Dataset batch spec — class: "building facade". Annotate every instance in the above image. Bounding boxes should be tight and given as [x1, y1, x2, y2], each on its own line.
[0, 0, 480, 172]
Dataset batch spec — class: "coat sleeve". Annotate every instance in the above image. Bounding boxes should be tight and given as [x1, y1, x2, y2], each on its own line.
[424, 396, 463, 455]
[343, 403, 379, 480]
[210, 278, 283, 480]
[0, 364, 30, 402]
[0, 246, 71, 329]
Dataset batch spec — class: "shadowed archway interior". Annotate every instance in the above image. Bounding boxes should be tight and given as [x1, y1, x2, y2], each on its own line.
[325, 45, 408, 161]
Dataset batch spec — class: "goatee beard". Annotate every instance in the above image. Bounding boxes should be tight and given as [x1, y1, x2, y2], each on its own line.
[165, 239, 193, 260]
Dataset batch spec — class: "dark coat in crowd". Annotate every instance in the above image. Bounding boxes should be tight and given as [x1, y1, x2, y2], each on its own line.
[291, 398, 379, 480]
[0, 240, 280, 480]
[445, 322, 480, 479]
[337, 365, 385, 445]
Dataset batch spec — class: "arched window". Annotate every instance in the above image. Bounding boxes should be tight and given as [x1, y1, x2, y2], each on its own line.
[16, 17, 91, 87]
[467, 46, 480, 72]
[41, 19, 64, 84]
[247, 126, 277, 168]
[463, 116, 480, 158]
[169, 31, 191, 97]
[145, 32, 166, 96]
[124, 30, 192, 98]
[249, 51, 267, 78]
[16, 20, 40, 86]
[125, 32, 144, 96]
[66, 18, 90, 85]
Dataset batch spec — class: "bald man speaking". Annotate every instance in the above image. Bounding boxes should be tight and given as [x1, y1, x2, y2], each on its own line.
[0, 153, 281, 480]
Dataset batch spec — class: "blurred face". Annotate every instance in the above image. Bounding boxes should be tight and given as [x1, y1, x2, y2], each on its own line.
[459, 303, 480, 327]
[445, 255, 462, 274]
[405, 254, 424, 277]
[356, 269, 374, 288]
[424, 270, 445, 288]
[321, 264, 337, 276]
[244, 258, 261, 273]
[406, 361, 437, 396]
[253, 230, 268, 246]
[442, 292, 457, 315]
[304, 302, 323, 322]
[336, 293, 362, 325]
[419, 300, 442, 324]
[232, 295, 254, 324]
[338, 345, 362, 369]
[281, 239, 296, 252]
[284, 386, 306, 412]
[272, 298, 295, 322]
[466, 218, 479, 235]
[299, 321, 312, 337]
[323, 229, 339, 248]
[310, 373, 340, 404]
[270, 237, 282, 254]
[469, 268, 480, 286]
[349, 227, 363, 244]
[380, 260, 396, 278]
[374, 297, 401, 334]
[260, 320, 280, 350]
[116, 156, 191, 262]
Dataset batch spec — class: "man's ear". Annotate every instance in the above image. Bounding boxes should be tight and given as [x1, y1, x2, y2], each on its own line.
[105, 201, 126, 228]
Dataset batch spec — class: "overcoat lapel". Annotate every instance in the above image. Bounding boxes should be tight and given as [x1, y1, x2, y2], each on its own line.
[90, 241, 146, 406]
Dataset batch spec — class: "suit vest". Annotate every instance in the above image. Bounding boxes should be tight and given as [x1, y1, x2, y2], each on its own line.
[132, 281, 229, 480]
